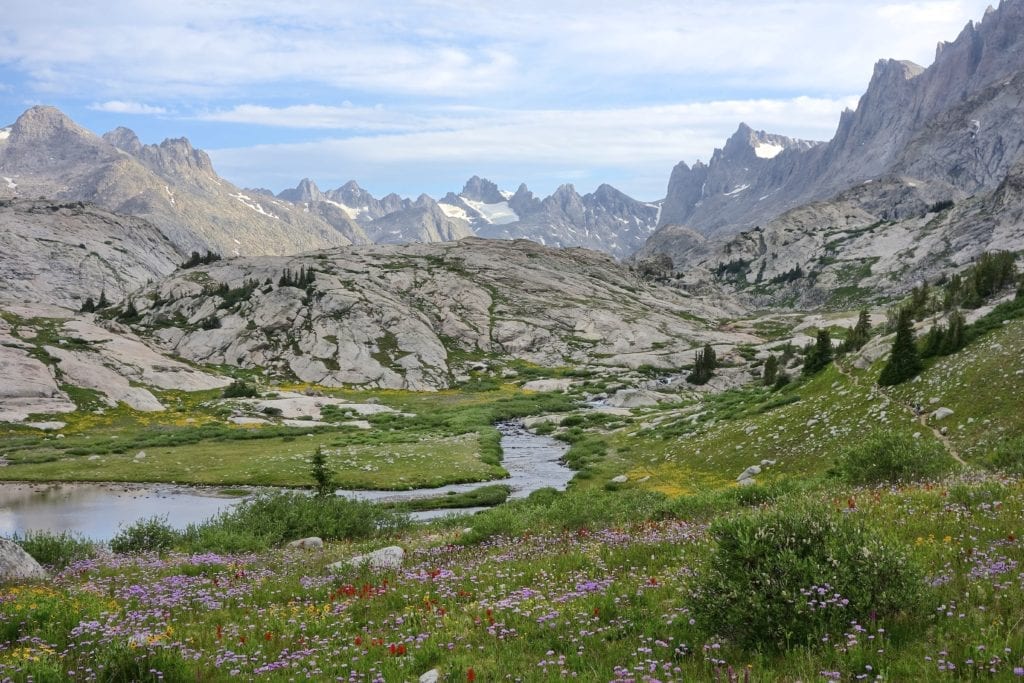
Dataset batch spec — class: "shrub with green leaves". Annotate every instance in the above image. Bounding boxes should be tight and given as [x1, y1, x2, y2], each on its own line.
[690, 502, 924, 651]
[14, 530, 99, 570]
[835, 431, 954, 484]
[222, 380, 259, 398]
[182, 492, 408, 551]
[110, 516, 183, 554]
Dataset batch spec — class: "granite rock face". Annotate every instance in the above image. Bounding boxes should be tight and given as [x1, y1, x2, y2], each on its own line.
[130, 238, 754, 391]
[646, 2, 1024, 308]
[654, 3, 1024, 244]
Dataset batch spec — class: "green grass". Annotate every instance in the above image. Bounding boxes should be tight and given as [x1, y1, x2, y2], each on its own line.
[0, 431, 503, 488]
[387, 484, 512, 512]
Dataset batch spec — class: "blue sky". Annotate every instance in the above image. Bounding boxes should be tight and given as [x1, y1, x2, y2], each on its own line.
[0, 0, 996, 201]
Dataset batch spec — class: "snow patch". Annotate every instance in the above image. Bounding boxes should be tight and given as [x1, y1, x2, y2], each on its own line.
[724, 184, 750, 197]
[164, 185, 175, 206]
[0, 127, 11, 141]
[499, 190, 513, 200]
[323, 198, 361, 219]
[461, 197, 518, 225]
[230, 193, 279, 220]
[754, 142, 784, 159]
[3, 176, 16, 190]
[438, 202, 470, 221]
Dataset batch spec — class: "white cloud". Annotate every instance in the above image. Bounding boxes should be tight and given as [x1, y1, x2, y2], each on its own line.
[0, 0, 995, 100]
[206, 95, 859, 199]
[89, 100, 168, 115]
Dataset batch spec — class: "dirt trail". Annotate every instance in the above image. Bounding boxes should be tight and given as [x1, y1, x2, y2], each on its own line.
[834, 360, 967, 467]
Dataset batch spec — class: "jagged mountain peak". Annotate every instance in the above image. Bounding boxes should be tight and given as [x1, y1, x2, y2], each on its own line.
[278, 178, 323, 204]
[102, 127, 143, 155]
[10, 105, 86, 140]
[461, 176, 505, 204]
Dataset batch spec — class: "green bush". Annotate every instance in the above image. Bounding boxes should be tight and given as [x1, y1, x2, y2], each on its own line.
[690, 502, 924, 651]
[459, 489, 669, 544]
[222, 380, 259, 398]
[835, 432, 954, 484]
[110, 516, 183, 554]
[182, 492, 408, 551]
[14, 530, 99, 570]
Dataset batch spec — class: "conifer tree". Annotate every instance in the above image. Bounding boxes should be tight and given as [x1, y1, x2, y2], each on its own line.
[878, 308, 922, 386]
[803, 329, 834, 376]
[310, 446, 335, 497]
[939, 309, 965, 355]
[687, 344, 717, 385]
[80, 297, 96, 313]
[763, 354, 779, 387]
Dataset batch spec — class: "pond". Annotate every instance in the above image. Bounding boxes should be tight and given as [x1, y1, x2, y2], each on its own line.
[0, 422, 572, 540]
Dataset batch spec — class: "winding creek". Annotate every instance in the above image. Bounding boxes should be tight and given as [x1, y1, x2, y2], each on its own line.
[0, 421, 572, 540]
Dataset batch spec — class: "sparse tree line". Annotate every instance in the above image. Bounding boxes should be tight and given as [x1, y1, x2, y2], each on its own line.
[879, 250, 1022, 385]
[180, 251, 222, 269]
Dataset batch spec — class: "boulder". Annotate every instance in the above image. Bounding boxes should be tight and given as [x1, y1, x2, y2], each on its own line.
[0, 539, 48, 582]
[610, 475, 629, 484]
[328, 545, 405, 572]
[522, 379, 573, 393]
[737, 477, 757, 487]
[420, 670, 440, 683]
[737, 465, 762, 482]
[606, 388, 675, 409]
[287, 537, 324, 550]
[931, 407, 954, 421]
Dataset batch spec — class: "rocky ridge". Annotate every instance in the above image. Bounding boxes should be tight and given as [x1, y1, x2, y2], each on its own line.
[123, 238, 753, 391]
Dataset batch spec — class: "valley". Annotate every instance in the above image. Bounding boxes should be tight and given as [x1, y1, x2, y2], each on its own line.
[2, 1, 1024, 680]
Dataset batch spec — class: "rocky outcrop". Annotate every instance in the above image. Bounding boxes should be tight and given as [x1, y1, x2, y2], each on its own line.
[671, 169, 1024, 309]
[0, 539, 48, 582]
[0, 199, 181, 309]
[329, 545, 405, 572]
[0, 310, 228, 422]
[128, 238, 753, 391]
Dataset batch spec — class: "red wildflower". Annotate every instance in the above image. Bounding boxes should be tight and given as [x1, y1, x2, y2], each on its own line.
[264, 631, 273, 641]
[354, 636, 363, 646]
[216, 624, 223, 640]
[467, 667, 477, 682]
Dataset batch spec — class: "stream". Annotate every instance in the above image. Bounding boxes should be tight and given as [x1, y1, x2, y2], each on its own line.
[0, 421, 571, 540]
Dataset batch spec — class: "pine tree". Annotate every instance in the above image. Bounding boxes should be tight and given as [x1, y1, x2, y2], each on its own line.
[803, 329, 834, 376]
[921, 324, 944, 359]
[80, 297, 96, 313]
[939, 309, 965, 355]
[96, 290, 109, 310]
[849, 309, 871, 350]
[687, 344, 717, 385]
[878, 308, 922, 386]
[763, 354, 779, 387]
[310, 446, 335, 497]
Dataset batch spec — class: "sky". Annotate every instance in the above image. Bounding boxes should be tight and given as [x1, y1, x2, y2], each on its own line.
[0, 0, 998, 201]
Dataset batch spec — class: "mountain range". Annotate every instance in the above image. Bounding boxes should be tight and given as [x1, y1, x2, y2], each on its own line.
[639, 0, 1024, 306]
[0, 108, 660, 260]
